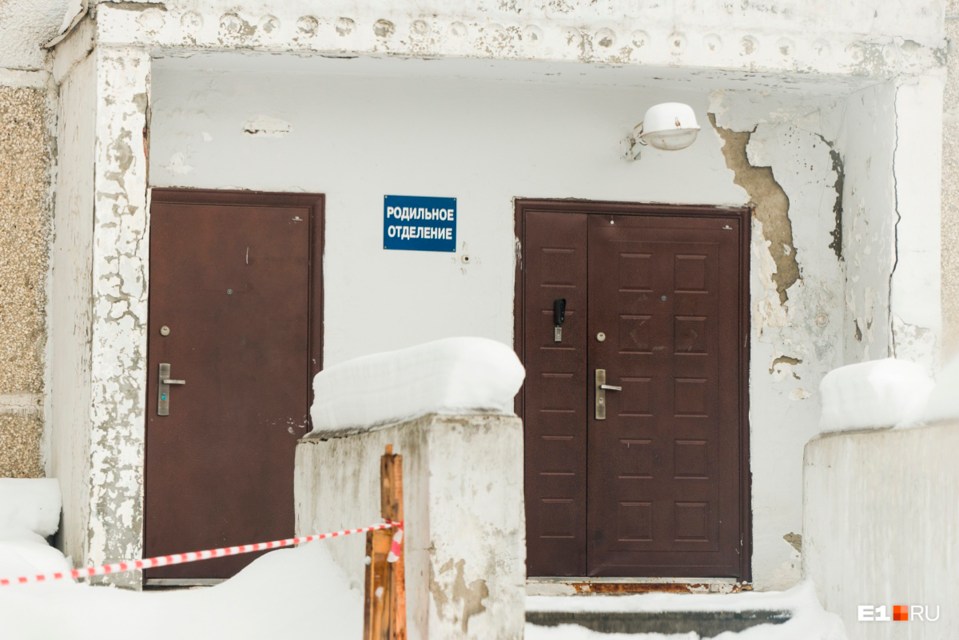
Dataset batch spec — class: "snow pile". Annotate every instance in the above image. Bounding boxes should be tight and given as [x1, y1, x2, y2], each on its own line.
[0, 540, 361, 640]
[310, 337, 525, 434]
[526, 581, 846, 639]
[920, 355, 959, 424]
[818, 358, 933, 432]
[0, 479, 71, 578]
[0, 479, 61, 537]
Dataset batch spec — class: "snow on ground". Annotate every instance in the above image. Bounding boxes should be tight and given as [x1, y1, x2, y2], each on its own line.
[818, 358, 933, 431]
[0, 538, 361, 640]
[310, 336, 525, 434]
[0, 479, 71, 577]
[526, 582, 847, 639]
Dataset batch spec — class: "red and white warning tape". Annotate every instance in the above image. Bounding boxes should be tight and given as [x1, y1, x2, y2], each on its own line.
[0, 520, 403, 587]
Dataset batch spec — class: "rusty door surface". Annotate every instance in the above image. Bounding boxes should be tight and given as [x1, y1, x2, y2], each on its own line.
[145, 189, 323, 583]
[518, 201, 749, 579]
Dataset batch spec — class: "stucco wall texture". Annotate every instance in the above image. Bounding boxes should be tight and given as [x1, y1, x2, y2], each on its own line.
[0, 85, 51, 477]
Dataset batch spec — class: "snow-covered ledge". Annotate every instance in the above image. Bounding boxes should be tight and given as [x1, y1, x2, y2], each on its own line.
[294, 339, 525, 640]
[803, 358, 959, 637]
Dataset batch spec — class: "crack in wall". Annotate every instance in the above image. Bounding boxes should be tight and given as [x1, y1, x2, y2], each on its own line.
[816, 134, 845, 261]
[710, 114, 799, 305]
[889, 85, 902, 357]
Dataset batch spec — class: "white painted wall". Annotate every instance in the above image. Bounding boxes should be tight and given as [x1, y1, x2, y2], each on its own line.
[710, 90, 849, 588]
[84, 45, 151, 585]
[804, 423, 959, 638]
[93, 1, 944, 80]
[149, 64, 745, 366]
[149, 61, 859, 588]
[836, 82, 898, 364]
[891, 74, 945, 370]
[49, 31, 96, 565]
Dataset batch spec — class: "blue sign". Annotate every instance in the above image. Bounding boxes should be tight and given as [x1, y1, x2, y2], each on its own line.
[383, 195, 457, 253]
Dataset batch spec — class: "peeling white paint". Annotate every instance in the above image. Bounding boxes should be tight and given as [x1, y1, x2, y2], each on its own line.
[836, 81, 898, 362]
[296, 414, 525, 640]
[84, 45, 151, 585]
[49, 45, 96, 569]
[163, 151, 193, 175]
[890, 74, 944, 371]
[712, 94, 848, 589]
[92, 1, 944, 80]
[43, 0, 947, 592]
[242, 114, 291, 137]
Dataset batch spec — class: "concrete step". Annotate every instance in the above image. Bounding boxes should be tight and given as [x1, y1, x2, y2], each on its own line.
[526, 609, 791, 637]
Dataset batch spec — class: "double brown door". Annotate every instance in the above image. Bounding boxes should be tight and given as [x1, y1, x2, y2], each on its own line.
[518, 201, 749, 579]
[145, 190, 323, 583]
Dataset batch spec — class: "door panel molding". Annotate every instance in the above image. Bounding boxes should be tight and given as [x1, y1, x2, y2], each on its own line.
[514, 198, 751, 581]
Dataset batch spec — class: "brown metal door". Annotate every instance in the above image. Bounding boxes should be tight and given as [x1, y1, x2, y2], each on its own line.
[519, 201, 748, 579]
[145, 189, 323, 582]
[521, 209, 589, 576]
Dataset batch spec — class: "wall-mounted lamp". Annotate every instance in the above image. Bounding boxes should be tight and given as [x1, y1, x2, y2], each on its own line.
[622, 102, 701, 161]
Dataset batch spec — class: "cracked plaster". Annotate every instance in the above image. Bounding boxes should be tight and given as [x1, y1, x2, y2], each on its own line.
[86, 1, 944, 82]
[85, 46, 150, 586]
[711, 93, 846, 588]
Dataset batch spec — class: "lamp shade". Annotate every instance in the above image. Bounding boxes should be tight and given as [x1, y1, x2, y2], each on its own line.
[639, 102, 700, 150]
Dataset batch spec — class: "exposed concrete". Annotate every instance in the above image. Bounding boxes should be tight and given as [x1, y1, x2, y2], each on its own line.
[91, 1, 945, 83]
[711, 114, 798, 305]
[710, 92, 847, 589]
[804, 422, 959, 638]
[0, 414, 44, 477]
[295, 413, 525, 640]
[0, 84, 52, 478]
[0, 86, 50, 395]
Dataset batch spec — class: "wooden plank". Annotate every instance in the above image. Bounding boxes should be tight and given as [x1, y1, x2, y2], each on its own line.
[382, 449, 406, 640]
[364, 529, 392, 640]
[365, 445, 407, 640]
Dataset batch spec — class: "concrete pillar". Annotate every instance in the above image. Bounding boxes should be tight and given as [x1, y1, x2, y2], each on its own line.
[295, 413, 526, 640]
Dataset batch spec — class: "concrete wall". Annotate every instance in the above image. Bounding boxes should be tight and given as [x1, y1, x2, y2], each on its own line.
[943, 3, 959, 358]
[149, 65, 747, 364]
[710, 91, 848, 588]
[145, 61, 902, 589]
[48, 20, 96, 564]
[295, 414, 525, 640]
[0, 73, 53, 478]
[835, 82, 898, 363]
[803, 423, 959, 639]
[41, 0, 947, 588]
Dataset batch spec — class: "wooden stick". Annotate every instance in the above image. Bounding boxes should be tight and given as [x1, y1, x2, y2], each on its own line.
[364, 445, 406, 640]
[381, 448, 406, 640]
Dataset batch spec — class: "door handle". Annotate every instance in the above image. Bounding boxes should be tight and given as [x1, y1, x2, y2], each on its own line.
[157, 363, 185, 416]
[595, 369, 621, 420]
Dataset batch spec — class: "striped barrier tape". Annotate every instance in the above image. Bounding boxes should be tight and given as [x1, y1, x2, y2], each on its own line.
[0, 520, 403, 587]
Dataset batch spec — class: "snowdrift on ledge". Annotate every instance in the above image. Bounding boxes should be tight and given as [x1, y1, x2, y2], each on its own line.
[309, 337, 525, 435]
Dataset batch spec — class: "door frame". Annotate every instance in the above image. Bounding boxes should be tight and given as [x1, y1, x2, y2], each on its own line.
[145, 188, 325, 583]
[513, 198, 752, 582]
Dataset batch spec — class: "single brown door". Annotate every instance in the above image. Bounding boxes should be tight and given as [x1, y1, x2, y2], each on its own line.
[145, 189, 323, 583]
[519, 201, 749, 579]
